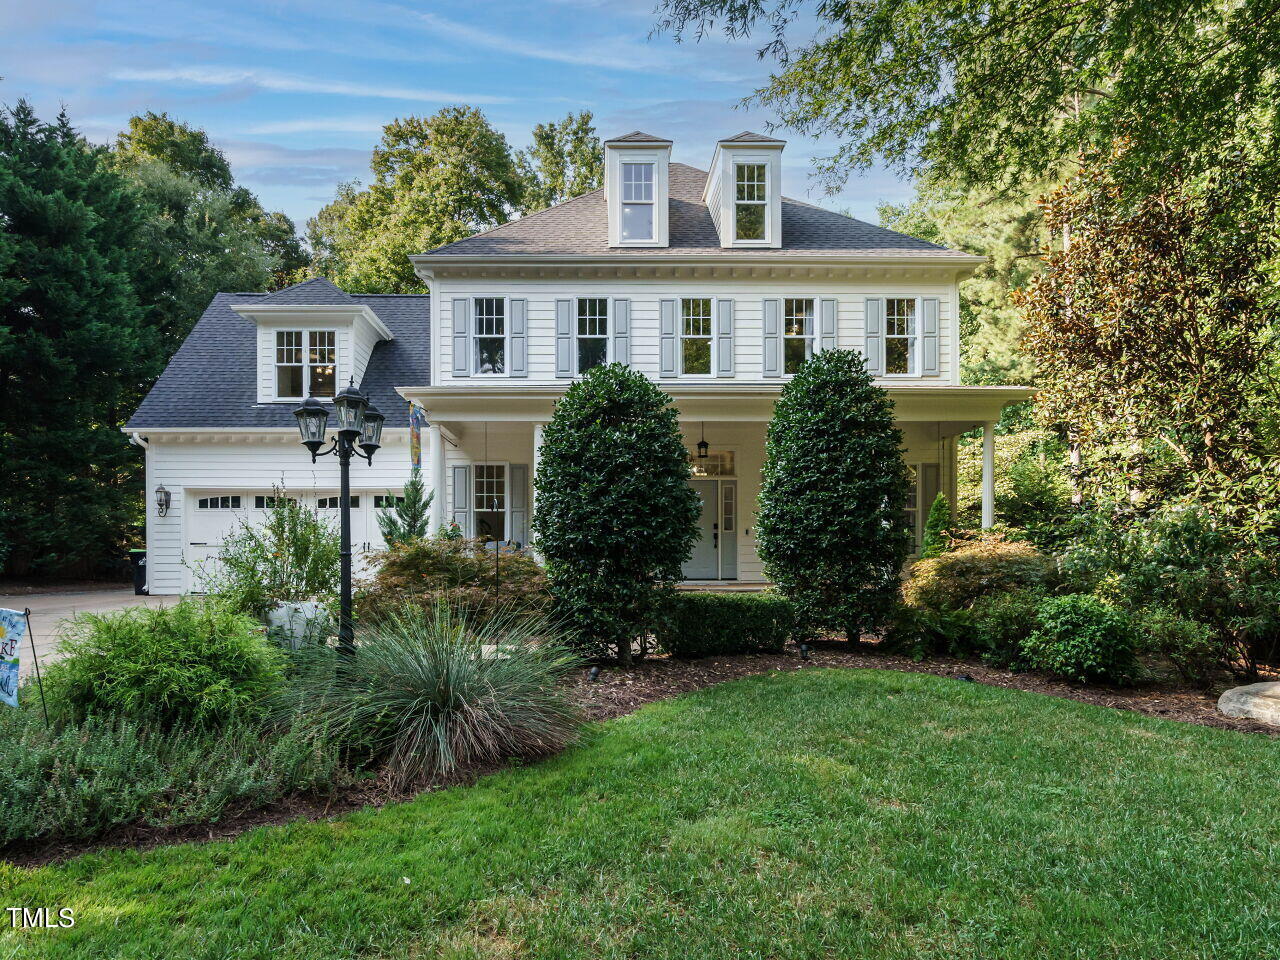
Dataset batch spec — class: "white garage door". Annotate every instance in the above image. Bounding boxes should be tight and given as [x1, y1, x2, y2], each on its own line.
[186, 491, 397, 591]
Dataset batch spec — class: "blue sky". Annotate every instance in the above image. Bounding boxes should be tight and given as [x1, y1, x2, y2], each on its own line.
[0, 0, 913, 234]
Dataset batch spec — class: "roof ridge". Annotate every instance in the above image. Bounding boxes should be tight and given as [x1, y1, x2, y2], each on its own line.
[429, 184, 609, 254]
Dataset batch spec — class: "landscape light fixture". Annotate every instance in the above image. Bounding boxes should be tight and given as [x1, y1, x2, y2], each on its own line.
[293, 380, 381, 656]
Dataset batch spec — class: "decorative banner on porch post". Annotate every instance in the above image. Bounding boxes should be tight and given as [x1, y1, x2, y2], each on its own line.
[0, 608, 26, 708]
[408, 402, 428, 469]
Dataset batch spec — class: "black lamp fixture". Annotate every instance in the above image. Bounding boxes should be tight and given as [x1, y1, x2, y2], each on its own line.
[292, 379, 380, 657]
[697, 422, 709, 460]
[154, 484, 171, 517]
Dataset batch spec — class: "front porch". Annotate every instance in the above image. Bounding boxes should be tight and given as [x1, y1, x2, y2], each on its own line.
[398, 383, 1031, 582]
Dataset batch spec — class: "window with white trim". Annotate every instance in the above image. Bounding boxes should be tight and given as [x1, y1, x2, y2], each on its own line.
[317, 496, 359, 509]
[474, 464, 506, 542]
[275, 330, 336, 399]
[576, 298, 608, 373]
[734, 163, 768, 241]
[885, 298, 919, 375]
[473, 297, 506, 374]
[681, 297, 713, 375]
[621, 162, 654, 241]
[197, 496, 241, 509]
[904, 465, 920, 548]
[689, 450, 735, 477]
[373, 495, 405, 509]
[254, 495, 297, 509]
[721, 483, 736, 533]
[783, 298, 814, 374]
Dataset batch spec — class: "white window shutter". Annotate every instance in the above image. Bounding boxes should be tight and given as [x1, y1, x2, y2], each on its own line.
[612, 298, 631, 366]
[660, 298, 678, 377]
[450, 465, 472, 535]
[864, 297, 885, 375]
[509, 298, 528, 377]
[819, 298, 838, 352]
[921, 297, 940, 376]
[762, 298, 781, 377]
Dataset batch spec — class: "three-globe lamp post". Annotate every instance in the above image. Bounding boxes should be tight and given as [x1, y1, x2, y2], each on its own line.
[293, 382, 385, 656]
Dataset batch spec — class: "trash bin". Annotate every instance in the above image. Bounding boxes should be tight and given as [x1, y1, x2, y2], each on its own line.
[128, 549, 148, 595]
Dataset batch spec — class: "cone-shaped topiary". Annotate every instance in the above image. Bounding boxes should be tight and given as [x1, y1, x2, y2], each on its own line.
[921, 491, 953, 559]
[757, 349, 913, 642]
[532, 363, 701, 662]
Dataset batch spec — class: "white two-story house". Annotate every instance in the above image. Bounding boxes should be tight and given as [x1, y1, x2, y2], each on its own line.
[128, 131, 1029, 594]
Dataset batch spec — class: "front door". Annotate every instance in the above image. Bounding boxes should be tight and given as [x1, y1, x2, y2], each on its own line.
[684, 480, 718, 579]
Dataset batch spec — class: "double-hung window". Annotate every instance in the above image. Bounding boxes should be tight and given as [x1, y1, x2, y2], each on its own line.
[735, 163, 768, 241]
[783, 298, 814, 374]
[885, 298, 919, 376]
[473, 297, 506, 375]
[681, 298, 713, 375]
[621, 162, 655, 242]
[276, 330, 336, 399]
[576, 298, 608, 373]
[474, 464, 506, 542]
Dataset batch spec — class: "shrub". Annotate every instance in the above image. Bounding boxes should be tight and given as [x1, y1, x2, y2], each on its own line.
[658, 592, 797, 658]
[903, 533, 1052, 613]
[757, 350, 912, 641]
[359, 537, 549, 622]
[201, 487, 341, 619]
[42, 599, 285, 728]
[969, 588, 1042, 667]
[1058, 505, 1280, 678]
[921, 492, 953, 559]
[1022, 594, 1137, 684]
[1140, 607, 1221, 686]
[377, 467, 434, 548]
[881, 602, 972, 660]
[0, 710, 343, 846]
[280, 603, 581, 787]
[532, 363, 700, 663]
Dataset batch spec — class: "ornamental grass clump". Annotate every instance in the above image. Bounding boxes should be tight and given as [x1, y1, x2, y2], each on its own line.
[281, 603, 581, 786]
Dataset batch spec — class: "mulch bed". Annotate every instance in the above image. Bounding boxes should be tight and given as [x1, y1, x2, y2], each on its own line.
[7, 644, 1274, 868]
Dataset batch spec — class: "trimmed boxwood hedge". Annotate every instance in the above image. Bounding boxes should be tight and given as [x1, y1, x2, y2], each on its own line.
[658, 592, 798, 658]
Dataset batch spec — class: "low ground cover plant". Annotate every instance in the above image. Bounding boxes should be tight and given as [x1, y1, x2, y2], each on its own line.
[0, 708, 344, 847]
[659, 592, 798, 658]
[358, 536, 549, 622]
[42, 599, 285, 728]
[280, 603, 580, 786]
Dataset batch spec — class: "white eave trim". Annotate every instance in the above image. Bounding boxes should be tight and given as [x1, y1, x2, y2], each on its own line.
[230, 303, 394, 341]
[409, 253, 986, 271]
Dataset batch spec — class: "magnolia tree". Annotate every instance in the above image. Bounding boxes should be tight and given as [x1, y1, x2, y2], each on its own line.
[532, 364, 700, 663]
[757, 350, 912, 641]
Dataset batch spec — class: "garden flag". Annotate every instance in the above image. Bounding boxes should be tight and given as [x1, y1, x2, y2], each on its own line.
[409, 402, 429, 469]
[0, 608, 25, 708]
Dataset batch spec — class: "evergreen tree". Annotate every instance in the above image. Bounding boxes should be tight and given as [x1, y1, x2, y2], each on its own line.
[377, 469, 434, 548]
[0, 102, 160, 576]
[757, 350, 912, 641]
[532, 364, 700, 663]
[921, 493, 952, 559]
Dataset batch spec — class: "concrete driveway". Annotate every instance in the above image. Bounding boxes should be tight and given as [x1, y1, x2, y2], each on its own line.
[0, 588, 176, 679]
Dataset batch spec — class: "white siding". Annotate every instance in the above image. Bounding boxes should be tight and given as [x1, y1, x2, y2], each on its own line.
[433, 278, 959, 387]
[144, 435, 417, 595]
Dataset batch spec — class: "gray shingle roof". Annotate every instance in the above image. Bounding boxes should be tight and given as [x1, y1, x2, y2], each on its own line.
[604, 130, 673, 144]
[258, 277, 355, 304]
[423, 163, 971, 259]
[720, 131, 786, 144]
[128, 288, 429, 430]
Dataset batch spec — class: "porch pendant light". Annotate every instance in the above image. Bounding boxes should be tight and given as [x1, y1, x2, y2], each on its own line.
[697, 422, 709, 460]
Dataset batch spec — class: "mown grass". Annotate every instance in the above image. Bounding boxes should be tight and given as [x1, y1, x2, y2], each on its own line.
[2, 668, 1278, 959]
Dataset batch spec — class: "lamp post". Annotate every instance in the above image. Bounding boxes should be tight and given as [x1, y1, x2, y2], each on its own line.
[293, 382, 384, 656]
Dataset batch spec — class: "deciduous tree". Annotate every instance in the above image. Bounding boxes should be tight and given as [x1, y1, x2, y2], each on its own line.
[518, 111, 603, 214]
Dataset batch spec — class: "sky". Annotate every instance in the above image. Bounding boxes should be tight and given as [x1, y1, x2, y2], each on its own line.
[0, 0, 914, 235]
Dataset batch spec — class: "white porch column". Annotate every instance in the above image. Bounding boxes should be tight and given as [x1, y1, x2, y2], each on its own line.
[427, 422, 445, 533]
[981, 421, 996, 529]
[531, 422, 546, 523]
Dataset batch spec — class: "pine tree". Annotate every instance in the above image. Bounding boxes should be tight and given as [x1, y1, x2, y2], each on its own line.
[756, 350, 912, 641]
[921, 492, 953, 559]
[377, 469, 434, 548]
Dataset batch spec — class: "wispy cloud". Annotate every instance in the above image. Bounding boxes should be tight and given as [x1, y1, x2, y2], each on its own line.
[243, 117, 390, 135]
[109, 66, 512, 104]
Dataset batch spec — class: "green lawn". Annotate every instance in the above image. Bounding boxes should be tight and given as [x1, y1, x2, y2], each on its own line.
[3, 668, 1279, 959]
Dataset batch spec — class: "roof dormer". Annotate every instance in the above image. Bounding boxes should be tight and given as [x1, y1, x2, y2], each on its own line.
[231, 278, 393, 404]
[703, 132, 786, 249]
[604, 131, 672, 248]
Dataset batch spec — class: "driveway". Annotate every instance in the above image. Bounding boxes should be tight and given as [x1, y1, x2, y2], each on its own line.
[0, 588, 177, 679]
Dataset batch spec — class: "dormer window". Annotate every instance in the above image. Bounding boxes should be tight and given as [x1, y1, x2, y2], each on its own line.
[275, 330, 336, 399]
[621, 163, 655, 242]
[735, 163, 768, 241]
